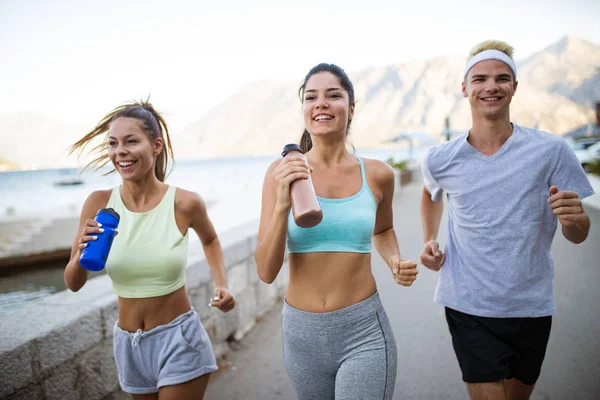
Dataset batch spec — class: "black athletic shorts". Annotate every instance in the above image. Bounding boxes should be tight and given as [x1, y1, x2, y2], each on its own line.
[445, 307, 552, 385]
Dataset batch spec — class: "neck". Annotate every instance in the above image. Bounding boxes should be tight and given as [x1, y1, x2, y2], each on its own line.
[306, 136, 351, 166]
[120, 173, 165, 206]
[468, 113, 513, 150]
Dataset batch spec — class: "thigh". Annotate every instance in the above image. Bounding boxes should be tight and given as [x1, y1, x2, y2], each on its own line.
[113, 324, 157, 395]
[445, 307, 514, 383]
[504, 378, 535, 400]
[157, 312, 218, 389]
[282, 314, 335, 400]
[131, 395, 159, 400]
[158, 373, 210, 400]
[335, 349, 389, 400]
[335, 310, 397, 400]
[466, 381, 506, 400]
[505, 316, 552, 385]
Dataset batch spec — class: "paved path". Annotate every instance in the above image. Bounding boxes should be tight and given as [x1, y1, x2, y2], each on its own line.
[207, 182, 600, 400]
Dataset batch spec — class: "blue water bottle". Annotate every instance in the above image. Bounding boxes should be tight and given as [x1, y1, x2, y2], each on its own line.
[79, 208, 120, 271]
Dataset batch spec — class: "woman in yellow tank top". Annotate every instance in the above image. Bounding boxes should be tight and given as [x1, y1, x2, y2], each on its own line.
[64, 99, 234, 399]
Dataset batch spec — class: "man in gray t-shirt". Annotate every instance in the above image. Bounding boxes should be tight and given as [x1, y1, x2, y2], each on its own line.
[420, 40, 594, 400]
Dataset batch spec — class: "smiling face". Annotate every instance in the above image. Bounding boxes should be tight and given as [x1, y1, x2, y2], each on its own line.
[462, 59, 518, 120]
[107, 117, 163, 181]
[302, 72, 354, 140]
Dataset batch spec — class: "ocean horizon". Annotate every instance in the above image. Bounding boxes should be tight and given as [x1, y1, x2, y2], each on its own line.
[0, 146, 427, 228]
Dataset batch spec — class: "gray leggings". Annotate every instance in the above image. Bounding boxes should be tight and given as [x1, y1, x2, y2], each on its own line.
[282, 292, 397, 400]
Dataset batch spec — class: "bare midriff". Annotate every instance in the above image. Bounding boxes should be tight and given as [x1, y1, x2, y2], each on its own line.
[285, 252, 377, 313]
[116, 286, 191, 332]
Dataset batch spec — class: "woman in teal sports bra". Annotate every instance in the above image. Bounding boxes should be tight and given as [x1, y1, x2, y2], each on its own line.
[64, 99, 234, 399]
[256, 63, 419, 400]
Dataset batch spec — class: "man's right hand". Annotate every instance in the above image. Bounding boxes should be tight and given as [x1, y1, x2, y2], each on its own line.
[420, 240, 446, 271]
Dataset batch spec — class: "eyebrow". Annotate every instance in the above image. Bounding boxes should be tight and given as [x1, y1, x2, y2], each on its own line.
[107, 133, 138, 140]
[471, 73, 513, 80]
[304, 87, 344, 93]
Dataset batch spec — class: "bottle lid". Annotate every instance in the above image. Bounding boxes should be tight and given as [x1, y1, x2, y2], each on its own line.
[97, 207, 120, 221]
[281, 143, 303, 157]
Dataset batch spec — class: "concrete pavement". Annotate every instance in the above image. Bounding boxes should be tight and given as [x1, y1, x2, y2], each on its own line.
[206, 181, 600, 399]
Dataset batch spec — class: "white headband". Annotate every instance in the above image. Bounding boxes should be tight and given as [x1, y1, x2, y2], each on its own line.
[463, 49, 517, 80]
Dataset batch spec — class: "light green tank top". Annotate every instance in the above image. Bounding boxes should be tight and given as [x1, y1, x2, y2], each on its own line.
[105, 185, 188, 298]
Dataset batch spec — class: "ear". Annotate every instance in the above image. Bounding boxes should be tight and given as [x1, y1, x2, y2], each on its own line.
[461, 81, 468, 98]
[513, 80, 518, 94]
[348, 104, 355, 122]
[153, 137, 164, 156]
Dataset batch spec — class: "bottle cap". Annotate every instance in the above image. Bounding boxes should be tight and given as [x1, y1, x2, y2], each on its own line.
[97, 207, 120, 221]
[281, 144, 303, 157]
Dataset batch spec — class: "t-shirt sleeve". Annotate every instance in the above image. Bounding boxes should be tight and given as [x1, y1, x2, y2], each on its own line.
[549, 139, 595, 200]
[421, 148, 443, 202]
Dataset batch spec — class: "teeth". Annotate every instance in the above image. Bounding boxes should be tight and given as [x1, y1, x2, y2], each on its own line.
[119, 161, 134, 167]
[483, 97, 499, 101]
[314, 115, 333, 121]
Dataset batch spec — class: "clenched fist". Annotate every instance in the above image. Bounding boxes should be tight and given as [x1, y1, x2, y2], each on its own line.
[391, 255, 418, 286]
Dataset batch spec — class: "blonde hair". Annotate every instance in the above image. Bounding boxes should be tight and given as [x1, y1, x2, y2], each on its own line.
[469, 40, 514, 60]
[69, 98, 174, 182]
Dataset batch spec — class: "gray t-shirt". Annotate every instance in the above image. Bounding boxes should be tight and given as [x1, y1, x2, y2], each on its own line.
[421, 124, 595, 318]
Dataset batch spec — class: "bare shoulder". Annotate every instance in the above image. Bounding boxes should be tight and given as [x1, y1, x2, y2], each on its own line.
[266, 159, 281, 174]
[175, 187, 207, 216]
[262, 159, 283, 185]
[361, 158, 394, 183]
[83, 189, 112, 211]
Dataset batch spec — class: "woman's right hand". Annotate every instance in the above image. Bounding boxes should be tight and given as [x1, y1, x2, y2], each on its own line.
[273, 153, 312, 211]
[76, 219, 104, 253]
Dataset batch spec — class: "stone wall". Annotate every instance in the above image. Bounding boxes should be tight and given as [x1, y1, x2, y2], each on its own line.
[0, 220, 288, 400]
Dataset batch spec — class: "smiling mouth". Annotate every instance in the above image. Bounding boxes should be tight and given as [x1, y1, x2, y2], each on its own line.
[117, 161, 137, 168]
[313, 114, 334, 121]
[480, 96, 502, 101]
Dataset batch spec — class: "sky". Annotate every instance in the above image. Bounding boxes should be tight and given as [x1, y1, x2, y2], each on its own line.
[1, 0, 599, 134]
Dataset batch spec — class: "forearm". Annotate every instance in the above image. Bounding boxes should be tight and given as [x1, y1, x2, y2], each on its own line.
[373, 228, 401, 270]
[64, 254, 89, 292]
[255, 207, 289, 284]
[562, 214, 590, 244]
[421, 192, 443, 243]
[202, 237, 228, 288]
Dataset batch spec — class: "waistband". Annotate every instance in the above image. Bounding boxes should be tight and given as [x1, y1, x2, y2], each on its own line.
[115, 308, 196, 346]
[283, 292, 383, 328]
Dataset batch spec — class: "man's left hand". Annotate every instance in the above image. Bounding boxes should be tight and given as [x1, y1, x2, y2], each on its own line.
[548, 186, 585, 228]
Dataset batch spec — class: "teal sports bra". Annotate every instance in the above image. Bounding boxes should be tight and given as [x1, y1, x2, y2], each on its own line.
[287, 157, 377, 253]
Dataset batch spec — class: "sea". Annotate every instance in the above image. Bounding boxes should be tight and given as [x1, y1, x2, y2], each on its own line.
[0, 146, 428, 316]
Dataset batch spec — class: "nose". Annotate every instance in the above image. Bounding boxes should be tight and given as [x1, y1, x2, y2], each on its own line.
[315, 96, 329, 109]
[116, 143, 128, 155]
[485, 83, 499, 92]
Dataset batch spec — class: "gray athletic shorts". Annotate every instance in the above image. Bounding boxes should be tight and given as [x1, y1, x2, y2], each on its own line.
[113, 308, 218, 394]
[282, 291, 397, 400]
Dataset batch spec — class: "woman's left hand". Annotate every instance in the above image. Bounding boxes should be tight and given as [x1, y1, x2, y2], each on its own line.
[209, 287, 236, 312]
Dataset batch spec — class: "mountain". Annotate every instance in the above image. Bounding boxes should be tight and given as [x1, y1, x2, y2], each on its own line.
[519, 36, 600, 101]
[0, 112, 87, 169]
[173, 35, 599, 159]
[1, 36, 598, 167]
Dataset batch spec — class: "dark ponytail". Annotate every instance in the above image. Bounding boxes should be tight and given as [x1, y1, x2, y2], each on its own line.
[300, 129, 313, 153]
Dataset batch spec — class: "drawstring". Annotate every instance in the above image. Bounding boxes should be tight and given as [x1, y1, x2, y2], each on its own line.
[131, 329, 143, 347]
[125, 309, 195, 346]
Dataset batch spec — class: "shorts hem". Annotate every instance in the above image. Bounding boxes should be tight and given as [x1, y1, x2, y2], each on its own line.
[463, 375, 537, 386]
[119, 381, 158, 395]
[463, 373, 509, 384]
[158, 365, 218, 388]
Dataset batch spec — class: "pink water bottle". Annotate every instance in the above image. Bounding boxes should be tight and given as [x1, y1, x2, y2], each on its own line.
[281, 144, 323, 228]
